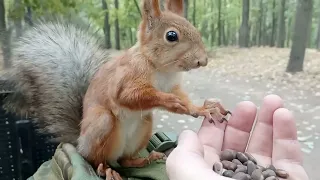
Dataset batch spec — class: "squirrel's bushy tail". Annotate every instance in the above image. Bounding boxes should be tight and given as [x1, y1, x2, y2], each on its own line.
[2, 21, 109, 144]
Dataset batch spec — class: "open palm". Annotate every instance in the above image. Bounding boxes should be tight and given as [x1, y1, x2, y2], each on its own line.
[166, 95, 309, 180]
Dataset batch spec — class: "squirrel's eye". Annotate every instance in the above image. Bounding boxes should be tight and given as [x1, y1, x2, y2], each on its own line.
[166, 31, 178, 42]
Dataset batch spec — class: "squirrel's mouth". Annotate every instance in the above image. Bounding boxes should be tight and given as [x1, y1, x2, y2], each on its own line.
[179, 64, 201, 71]
[182, 66, 190, 71]
[178, 65, 190, 71]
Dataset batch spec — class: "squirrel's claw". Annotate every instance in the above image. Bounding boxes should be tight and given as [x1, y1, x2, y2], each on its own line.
[208, 118, 216, 124]
[219, 117, 228, 123]
[191, 113, 199, 118]
[226, 110, 232, 116]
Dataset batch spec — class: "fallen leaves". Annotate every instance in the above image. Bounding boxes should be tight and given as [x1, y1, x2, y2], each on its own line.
[207, 46, 320, 96]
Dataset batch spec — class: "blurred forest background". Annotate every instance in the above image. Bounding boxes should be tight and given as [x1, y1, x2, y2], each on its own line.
[0, 0, 319, 94]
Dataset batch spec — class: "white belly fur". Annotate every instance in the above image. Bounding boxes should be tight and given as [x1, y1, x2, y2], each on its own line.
[152, 71, 183, 92]
[115, 72, 183, 158]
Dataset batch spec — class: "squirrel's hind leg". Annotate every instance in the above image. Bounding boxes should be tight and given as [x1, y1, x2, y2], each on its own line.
[118, 114, 166, 168]
[79, 105, 123, 180]
[118, 151, 166, 168]
[97, 163, 122, 180]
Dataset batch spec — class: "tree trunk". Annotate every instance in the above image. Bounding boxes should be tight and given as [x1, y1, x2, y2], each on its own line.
[114, 0, 120, 50]
[192, 0, 196, 26]
[129, 28, 133, 45]
[14, 0, 22, 38]
[24, 6, 33, 26]
[227, 23, 231, 45]
[221, 0, 227, 45]
[211, 25, 215, 47]
[102, 0, 111, 49]
[286, 16, 292, 47]
[255, 18, 260, 45]
[0, 0, 5, 34]
[257, 0, 264, 46]
[134, 0, 142, 17]
[316, 11, 320, 49]
[239, 0, 250, 47]
[276, 0, 286, 48]
[0, 0, 11, 68]
[270, 0, 276, 47]
[254, 21, 259, 46]
[263, 2, 269, 46]
[222, 20, 227, 46]
[210, 1, 215, 47]
[287, 0, 313, 73]
[217, 0, 222, 46]
[250, 0, 258, 46]
[184, 0, 188, 19]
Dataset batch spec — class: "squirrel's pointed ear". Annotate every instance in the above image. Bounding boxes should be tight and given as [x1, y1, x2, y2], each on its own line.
[165, 0, 184, 17]
[141, 0, 161, 30]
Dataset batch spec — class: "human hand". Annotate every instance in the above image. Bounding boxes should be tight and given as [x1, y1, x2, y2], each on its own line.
[166, 95, 309, 180]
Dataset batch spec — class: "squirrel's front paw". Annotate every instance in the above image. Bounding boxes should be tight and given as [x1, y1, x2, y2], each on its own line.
[191, 99, 231, 124]
[161, 94, 188, 114]
[203, 98, 231, 123]
[204, 98, 232, 116]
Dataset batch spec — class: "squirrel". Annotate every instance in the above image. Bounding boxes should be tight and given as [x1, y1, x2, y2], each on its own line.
[2, 0, 231, 179]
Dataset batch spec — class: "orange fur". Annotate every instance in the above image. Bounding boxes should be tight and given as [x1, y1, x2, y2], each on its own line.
[89, 118, 121, 167]
[165, 0, 184, 16]
[79, 106, 121, 167]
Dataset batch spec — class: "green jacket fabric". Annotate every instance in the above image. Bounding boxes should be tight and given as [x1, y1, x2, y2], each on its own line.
[27, 143, 169, 180]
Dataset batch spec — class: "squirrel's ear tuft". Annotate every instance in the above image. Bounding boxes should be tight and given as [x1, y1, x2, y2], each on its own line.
[141, 0, 161, 30]
[165, 0, 184, 17]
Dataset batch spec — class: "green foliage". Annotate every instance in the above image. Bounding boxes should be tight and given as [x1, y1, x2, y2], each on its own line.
[4, 0, 320, 49]
[8, 0, 79, 20]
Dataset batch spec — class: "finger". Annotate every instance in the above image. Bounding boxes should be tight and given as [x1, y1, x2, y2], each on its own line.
[112, 170, 122, 180]
[272, 108, 309, 179]
[177, 130, 204, 157]
[97, 163, 106, 176]
[167, 130, 228, 180]
[198, 108, 228, 150]
[175, 104, 187, 114]
[198, 111, 228, 166]
[272, 108, 302, 163]
[247, 94, 283, 166]
[222, 101, 257, 152]
[105, 168, 113, 180]
[178, 104, 188, 113]
[199, 111, 227, 140]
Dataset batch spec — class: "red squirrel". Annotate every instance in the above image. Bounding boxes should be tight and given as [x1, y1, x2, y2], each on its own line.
[2, 0, 230, 179]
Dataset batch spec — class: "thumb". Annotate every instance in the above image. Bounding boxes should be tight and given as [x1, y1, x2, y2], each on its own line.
[177, 130, 204, 157]
[168, 130, 227, 180]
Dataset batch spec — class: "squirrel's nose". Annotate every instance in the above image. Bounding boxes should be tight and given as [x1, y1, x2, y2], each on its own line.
[197, 57, 208, 67]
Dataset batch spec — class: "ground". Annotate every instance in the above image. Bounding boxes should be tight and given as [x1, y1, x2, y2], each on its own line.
[1, 47, 319, 179]
[149, 47, 320, 180]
